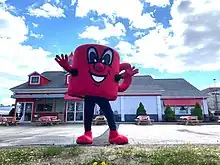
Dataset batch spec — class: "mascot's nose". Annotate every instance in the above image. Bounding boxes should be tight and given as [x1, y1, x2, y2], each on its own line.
[94, 63, 105, 72]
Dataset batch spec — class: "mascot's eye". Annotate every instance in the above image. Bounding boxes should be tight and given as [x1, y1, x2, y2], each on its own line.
[87, 47, 98, 64]
[101, 49, 113, 65]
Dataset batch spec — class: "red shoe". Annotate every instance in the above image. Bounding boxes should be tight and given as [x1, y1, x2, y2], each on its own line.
[76, 131, 93, 144]
[109, 130, 128, 145]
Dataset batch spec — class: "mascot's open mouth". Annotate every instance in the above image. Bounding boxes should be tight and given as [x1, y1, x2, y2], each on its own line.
[89, 71, 107, 83]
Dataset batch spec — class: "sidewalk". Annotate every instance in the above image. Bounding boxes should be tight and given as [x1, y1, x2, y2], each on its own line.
[1, 124, 220, 147]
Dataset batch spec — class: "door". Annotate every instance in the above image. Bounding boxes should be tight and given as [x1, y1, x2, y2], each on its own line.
[75, 102, 84, 122]
[67, 101, 75, 121]
[24, 103, 33, 121]
[16, 102, 33, 122]
[16, 102, 24, 121]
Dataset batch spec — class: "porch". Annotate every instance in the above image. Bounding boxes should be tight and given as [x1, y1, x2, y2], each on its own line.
[15, 98, 84, 123]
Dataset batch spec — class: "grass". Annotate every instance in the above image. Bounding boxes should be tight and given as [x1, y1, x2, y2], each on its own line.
[1, 145, 220, 165]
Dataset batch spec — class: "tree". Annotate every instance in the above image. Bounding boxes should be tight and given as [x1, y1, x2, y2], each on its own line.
[136, 102, 147, 117]
[164, 106, 176, 121]
[191, 102, 203, 120]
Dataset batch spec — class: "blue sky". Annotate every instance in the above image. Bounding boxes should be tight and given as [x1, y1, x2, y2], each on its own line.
[0, 0, 219, 105]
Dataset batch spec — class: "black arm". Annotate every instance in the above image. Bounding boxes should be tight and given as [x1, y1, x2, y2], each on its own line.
[115, 74, 123, 82]
[69, 69, 78, 77]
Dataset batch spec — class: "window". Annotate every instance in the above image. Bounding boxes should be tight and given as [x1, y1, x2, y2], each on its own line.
[67, 74, 71, 84]
[30, 76, 40, 84]
[173, 106, 191, 115]
[35, 99, 54, 112]
[54, 99, 65, 113]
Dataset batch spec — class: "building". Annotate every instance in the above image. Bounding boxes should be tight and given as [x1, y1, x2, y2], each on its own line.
[202, 87, 220, 114]
[10, 71, 209, 123]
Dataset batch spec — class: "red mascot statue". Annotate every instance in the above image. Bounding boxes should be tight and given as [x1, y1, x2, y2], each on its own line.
[55, 44, 138, 145]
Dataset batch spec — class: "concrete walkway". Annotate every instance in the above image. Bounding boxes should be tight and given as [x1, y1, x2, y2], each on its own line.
[1, 124, 220, 147]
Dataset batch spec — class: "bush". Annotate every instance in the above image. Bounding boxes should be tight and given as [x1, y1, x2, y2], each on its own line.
[164, 106, 176, 121]
[136, 102, 147, 117]
[191, 103, 203, 120]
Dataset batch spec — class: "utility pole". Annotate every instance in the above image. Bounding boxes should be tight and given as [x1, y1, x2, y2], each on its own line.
[213, 79, 218, 111]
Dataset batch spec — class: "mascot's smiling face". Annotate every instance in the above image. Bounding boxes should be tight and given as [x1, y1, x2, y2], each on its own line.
[87, 46, 114, 85]
[68, 44, 120, 100]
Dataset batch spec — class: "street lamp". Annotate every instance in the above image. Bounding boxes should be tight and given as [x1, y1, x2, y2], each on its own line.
[213, 79, 218, 111]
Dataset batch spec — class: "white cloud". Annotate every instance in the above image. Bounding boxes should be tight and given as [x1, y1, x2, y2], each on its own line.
[115, 41, 136, 56]
[71, 0, 77, 5]
[0, 0, 7, 3]
[0, 0, 16, 13]
[72, 0, 156, 29]
[0, 9, 28, 44]
[75, 0, 220, 73]
[28, 3, 65, 18]
[32, 22, 38, 28]
[0, 4, 61, 105]
[145, 0, 170, 7]
[115, 0, 220, 73]
[133, 31, 146, 37]
[55, 0, 60, 4]
[79, 19, 126, 44]
[30, 31, 43, 38]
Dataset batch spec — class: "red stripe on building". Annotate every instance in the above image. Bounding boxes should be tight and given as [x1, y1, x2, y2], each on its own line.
[162, 98, 203, 106]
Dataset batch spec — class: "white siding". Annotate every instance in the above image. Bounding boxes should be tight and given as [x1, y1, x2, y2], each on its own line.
[110, 97, 121, 114]
[121, 96, 158, 114]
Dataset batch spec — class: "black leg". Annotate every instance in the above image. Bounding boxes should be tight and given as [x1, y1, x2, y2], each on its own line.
[96, 97, 117, 131]
[84, 96, 96, 132]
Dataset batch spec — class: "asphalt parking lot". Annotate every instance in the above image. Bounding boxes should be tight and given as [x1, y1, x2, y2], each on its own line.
[1, 124, 220, 147]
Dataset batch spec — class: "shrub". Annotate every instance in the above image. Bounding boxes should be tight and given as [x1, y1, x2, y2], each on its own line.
[136, 102, 147, 117]
[191, 103, 203, 120]
[164, 106, 176, 121]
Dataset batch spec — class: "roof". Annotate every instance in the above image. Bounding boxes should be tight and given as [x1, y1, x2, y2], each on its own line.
[10, 71, 206, 97]
[124, 76, 164, 94]
[154, 79, 206, 97]
[201, 87, 220, 94]
[10, 71, 68, 90]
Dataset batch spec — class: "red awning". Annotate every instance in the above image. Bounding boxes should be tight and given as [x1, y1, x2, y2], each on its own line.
[64, 94, 83, 101]
[163, 99, 203, 106]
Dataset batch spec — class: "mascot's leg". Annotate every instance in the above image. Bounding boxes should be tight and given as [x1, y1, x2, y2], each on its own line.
[97, 97, 128, 145]
[76, 96, 95, 144]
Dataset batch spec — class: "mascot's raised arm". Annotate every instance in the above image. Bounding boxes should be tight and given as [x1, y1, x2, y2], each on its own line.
[55, 44, 138, 145]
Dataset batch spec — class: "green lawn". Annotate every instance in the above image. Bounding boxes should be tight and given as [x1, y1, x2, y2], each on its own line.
[1, 145, 220, 165]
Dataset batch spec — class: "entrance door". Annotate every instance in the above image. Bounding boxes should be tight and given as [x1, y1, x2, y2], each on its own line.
[67, 101, 75, 121]
[75, 102, 84, 122]
[16, 102, 33, 122]
[24, 103, 33, 121]
[66, 101, 84, 122]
